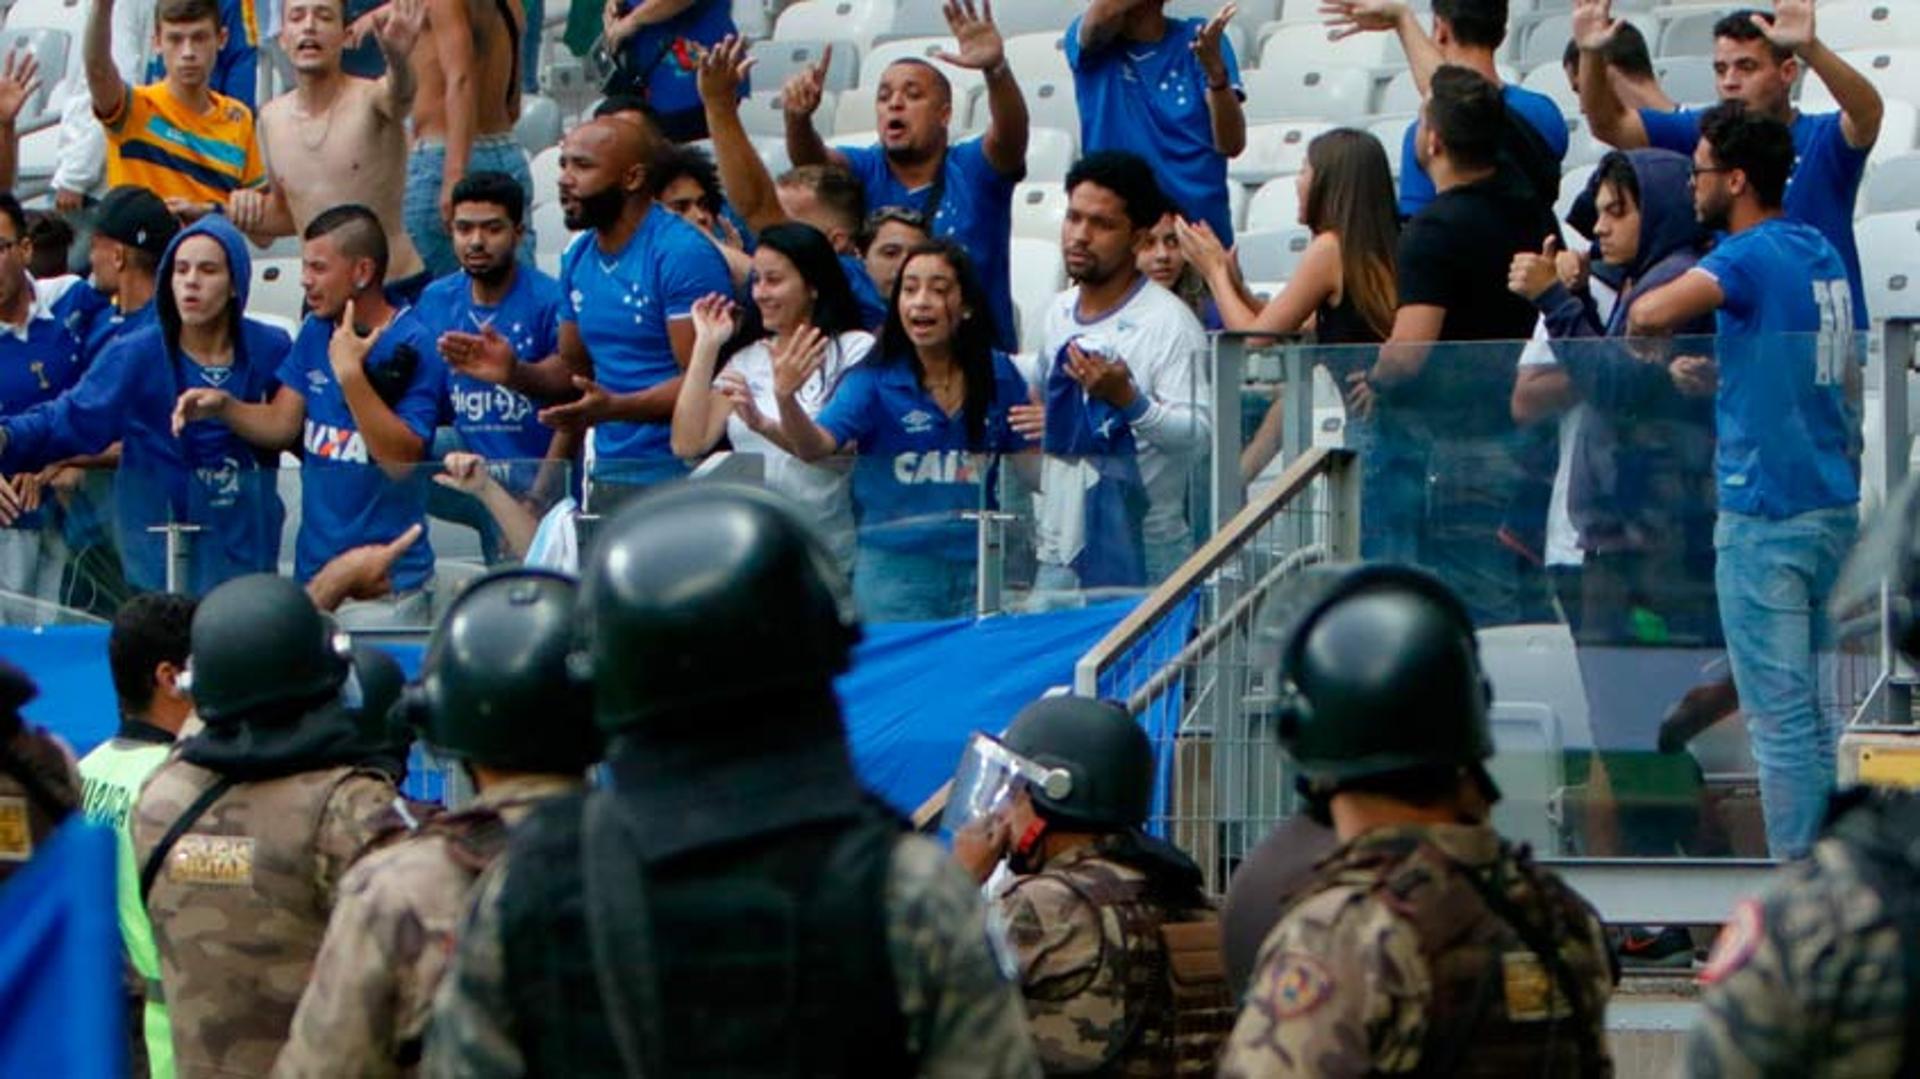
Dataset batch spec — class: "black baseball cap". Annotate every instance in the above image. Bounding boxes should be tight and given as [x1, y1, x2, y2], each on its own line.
[95, 186, 180, 258]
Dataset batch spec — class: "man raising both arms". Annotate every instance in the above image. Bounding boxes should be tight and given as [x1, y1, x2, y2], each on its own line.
[230, 0, 431, 301]
[403, 0, 537, 278]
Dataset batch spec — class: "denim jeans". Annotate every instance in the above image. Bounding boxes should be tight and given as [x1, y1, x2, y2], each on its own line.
[1714, 504, 1857, 859]
[404, 137, 539, 278]
[855, 545, 976, 623]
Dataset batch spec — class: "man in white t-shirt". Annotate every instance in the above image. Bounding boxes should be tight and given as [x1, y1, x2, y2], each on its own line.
[1026, 151, 1210, 593]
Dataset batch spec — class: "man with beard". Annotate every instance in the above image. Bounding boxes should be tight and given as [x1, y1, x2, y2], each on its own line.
[1027, 151, 1208, 592]
[1628, 102, 1860, 861]
[438, 117, 731, 508]
[229, 0, 431, 301]
[415, 171, 565, 550]
[781, 0, 1028, 352]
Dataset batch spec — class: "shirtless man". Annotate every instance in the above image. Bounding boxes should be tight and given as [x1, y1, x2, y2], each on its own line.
[229, 0, 431, 299]
[402, 0, 535, 278]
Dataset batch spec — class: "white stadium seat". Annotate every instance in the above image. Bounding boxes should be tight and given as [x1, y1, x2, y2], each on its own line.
[528, 146, 562, 209]
[1010, 238, 1066, 352]
[1520, 61, 1580, 116]
[1260, 22, 1401, 71]
[1821, 2, 1920, 52]
[1861, 152, 1920, 216]
[1023, 126, 1076, 184]
[773, 0, 890, 50]
[1556, 162, 1596, 223]
[1653, 56, 1720, 109]
[250, 259, 306, 326]
[1657, 10, 1724, 61]
[859, 37, 983, 100]
[1003, 33, 1071, 85]
[1369, 114, 1412, 176]
[1011, 181, 1069, 242]
[1246, 174, 1305, 232]
[1801, 49, 1920, 121]
[1241, 64, 1374, 123]
[751, 38, 859, 94]
[0, 28, 67, 129]
[1230, 121, 1335, 183]
[532, 203, 577, 257]
[1, 0, 80, 32]
[1873, 99, 1919, 163]
[1378, 69, 1422, 116]
[1023, 78, 1080, 133]
[1234, 226, 1314, 282]
[1858, 210, 1920, 320]
[1228, 178, 1250, 230]
[514, 94, 562, 155]
[739, 88, 824, 138]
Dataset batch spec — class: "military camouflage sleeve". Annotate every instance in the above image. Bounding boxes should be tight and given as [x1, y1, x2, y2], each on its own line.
[313, 774, 401, 911]
[1683, 855, 1903, 1078]
[1218, 886, 1431, 1078]
[422, 858, 525, 1079]
[275, 851, 407, 1079]
[995, 876, 1119, 1072]
[885, 835, 1042, 1079]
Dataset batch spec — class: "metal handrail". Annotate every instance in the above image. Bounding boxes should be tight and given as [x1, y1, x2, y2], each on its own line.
[1072, 445, 1357, 697]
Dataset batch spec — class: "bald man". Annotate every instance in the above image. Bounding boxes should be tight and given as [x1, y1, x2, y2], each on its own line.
[403, 0, 537, 277]
[438, 119, 731, 514]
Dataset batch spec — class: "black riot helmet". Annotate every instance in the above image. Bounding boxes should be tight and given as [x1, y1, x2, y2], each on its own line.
[188, 574, 349, 727]
[1273, 564, 1494, 786]
[575, 483, 860, 733]
[346, 642, 413, 781]
[1002, 697, 1154, 831]
[404, 569, 602, 773]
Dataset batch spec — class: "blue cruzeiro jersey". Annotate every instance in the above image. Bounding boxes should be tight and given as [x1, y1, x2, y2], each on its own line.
[279, 308, 445, 591]
[416, 266, 562, 490]
[0, 301, 84, 530]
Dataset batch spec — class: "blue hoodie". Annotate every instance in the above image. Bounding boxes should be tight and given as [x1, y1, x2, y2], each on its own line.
[1530, 149, 1719, 571]
[0, 217, 291, 594]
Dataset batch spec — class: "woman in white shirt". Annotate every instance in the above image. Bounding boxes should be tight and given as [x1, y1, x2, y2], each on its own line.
[672, 222, 873, 571]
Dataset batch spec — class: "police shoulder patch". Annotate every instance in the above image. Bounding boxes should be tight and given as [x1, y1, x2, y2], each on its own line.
[1267, 952, 1335, 1019]
[168, 834, 256, 886]
[1699, 898, 1763, 985]
[0, 796, 31, 861]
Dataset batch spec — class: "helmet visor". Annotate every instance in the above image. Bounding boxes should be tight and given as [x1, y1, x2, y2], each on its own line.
[940, 732, 1070, 837]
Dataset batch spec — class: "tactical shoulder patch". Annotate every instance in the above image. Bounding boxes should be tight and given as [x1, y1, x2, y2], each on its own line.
[168, 834, 256, 886]
[1699, 899, 1763, 985]
[1267, 952, 1335, 1019]
[0, 796, 30, 861]
[1501, 952, 1573, 1021]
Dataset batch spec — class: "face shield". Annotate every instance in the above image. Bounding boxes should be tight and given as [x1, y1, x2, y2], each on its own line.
[940, 732, 1073, 838]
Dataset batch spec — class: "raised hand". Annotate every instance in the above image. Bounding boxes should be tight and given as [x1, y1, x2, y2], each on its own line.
[1571, 0, 1623, 52]
[771, 325, 830, 399]
[1174, 216, 1233, 280]
[698, 33, 755, 106]
[716, 369, 771, 432]
[538, 376, 617, 430]
[438, 325, 518, 385]
[1189, 4, 1238, 84]
[433, 451, 494, 495]
[1756, 0, 1815, 56]
[1319, 0, 1405, 39]
[936, 0, 1005, 72]
[781, 44, 833, 118]
[690, 292, 738, 346]
[1507, 235, 1563, 301]
[0, 51, 44, 126]
[373, 0, 426, 57]
[328, 298, 385, 382]
[172, 387, 234, 435]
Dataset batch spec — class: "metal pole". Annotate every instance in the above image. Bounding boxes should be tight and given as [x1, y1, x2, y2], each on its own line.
[1210, 334, 1246, 536]
[1851, 318, 1916, 728]
[148, 524, 203, 594]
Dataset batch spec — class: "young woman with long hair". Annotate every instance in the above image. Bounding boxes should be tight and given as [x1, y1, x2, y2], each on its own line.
[778, 239, 1036, 622]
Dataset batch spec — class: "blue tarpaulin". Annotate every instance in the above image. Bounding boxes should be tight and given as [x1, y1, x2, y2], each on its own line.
[4, 601, 1137, 816]
[0, 819, 124, 1079]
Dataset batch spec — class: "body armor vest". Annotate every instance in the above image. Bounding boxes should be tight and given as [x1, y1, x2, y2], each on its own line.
[1033, 853, 1235, 1077]
[1826, 790, 1920, 1076]
[1309, 832, 1611, 1079]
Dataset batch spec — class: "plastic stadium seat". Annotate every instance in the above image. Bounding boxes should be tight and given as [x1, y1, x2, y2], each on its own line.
[1378, 68, 1422, 116]
[1653, 56, 1719, 108]
[1241, 64, 1374, 122]
[1024, 78, 1080, 134]
[1234, 226, 1314, 282]
[1518, 14, 1574, 69]
[1012, 182, 1069, 242]
[751, 39, 859, 94]
[1875, 100, 1920, 163]
[1520, 62, 1580, 116]
[1556, 162, 1595, 223]
[1246, 174, 1305, 231]
[1369, 114, 1411, 175]
[752, 135, 792, 178]
[0, 0, 80, 31]
[826, 127, 877, 153]
[1858, 211, 1920, 319]
[873, 0, 952, 39]
[1004, 33, 1071, 85]
[1800, 49, 1920, 118]
[860, 37, 983, 100]
[1658, 11, 1726, 60]
[1821, 2, 1920, 52]
[739, 88, 824, 138]
[1228, 179, 1250, 230]
[513, 94, 562, 155]
[1010, 238, 1066, 352]
[773, 0, 889, 50]
[1230, 121, 1334, 183]
[1169, 0, 1283, 24]
[831, 88, 877, 135]
[0, 28, 66, 129]
[1024, 126, 1076, 184]
[1561, 114, 1606, 169]
[250, 259, 306, 325]
[1861, 153, 1920, 216]
[1260, 22, 1400, 71]
[528, 146, 562, 209]
[733, 0, 772, 39]
[532, 202, 576, 256]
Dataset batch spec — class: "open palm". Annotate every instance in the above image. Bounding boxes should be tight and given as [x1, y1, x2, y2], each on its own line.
[937, 0, 1004, 72]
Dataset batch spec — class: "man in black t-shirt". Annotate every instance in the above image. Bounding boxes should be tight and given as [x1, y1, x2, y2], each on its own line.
[1356, 65, 1561, 626]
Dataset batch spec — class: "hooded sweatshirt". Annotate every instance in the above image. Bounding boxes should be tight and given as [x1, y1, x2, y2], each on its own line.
[1529, 149, 1718, 561]
[0, 216, 291, 593]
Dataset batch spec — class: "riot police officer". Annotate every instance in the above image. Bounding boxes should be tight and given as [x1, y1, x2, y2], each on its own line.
[131, 574, 399, 1078]
[1219, 564, 1616, 1078]
[277, 569, 603, 1078]
[1684, 475, 1920, 1077]
[948, 696, 1235, 1076]
[424, 483, 1039, 1077]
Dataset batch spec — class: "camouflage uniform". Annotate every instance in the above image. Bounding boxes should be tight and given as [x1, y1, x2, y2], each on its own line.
[132, 754, 398, 1079]
[423, 833, 1043, 1078]
[1684, 798, 1913, 1077]
[997, 840, 1231, 1075]
[0, 722, 82, 886]
[1220, 823, 1615, 1078]
[273, 776, 581, 1079]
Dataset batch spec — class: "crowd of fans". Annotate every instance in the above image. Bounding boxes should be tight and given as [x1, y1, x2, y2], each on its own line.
[0, 0, 1903, 859]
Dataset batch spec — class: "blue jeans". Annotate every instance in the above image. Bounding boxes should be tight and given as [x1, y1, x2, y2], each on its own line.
[405, 137, 539, 279]
[855, 545, 976, 623]
[1714, 504, 1857, 859]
